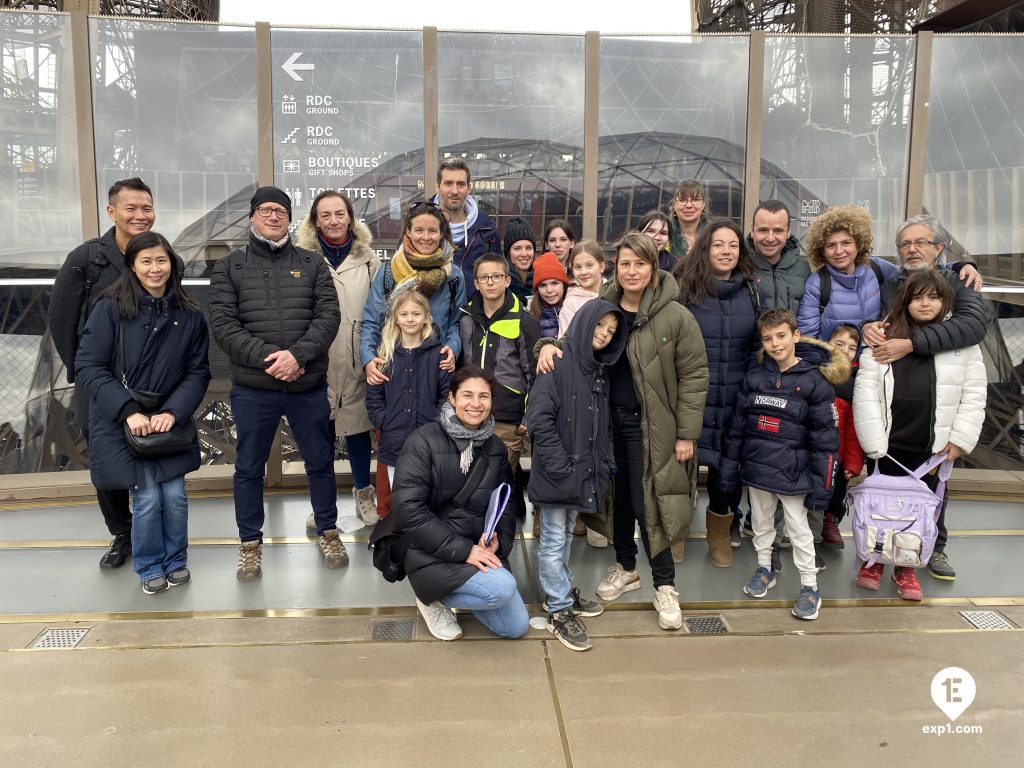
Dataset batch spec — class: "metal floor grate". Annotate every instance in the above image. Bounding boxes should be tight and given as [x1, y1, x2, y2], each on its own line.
[367, 617, 416, 641]
[959, 610, 1016, 630]
[683, 615, 729, 634]
[30, 628, 90, 649]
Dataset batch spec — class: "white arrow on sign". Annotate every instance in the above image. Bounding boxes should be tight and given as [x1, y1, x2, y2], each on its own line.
[282, 52, 314, 82]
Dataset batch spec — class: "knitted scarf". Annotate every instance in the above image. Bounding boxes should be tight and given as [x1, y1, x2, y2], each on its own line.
[390, 237, 453, 297]
[317, 229, 353, 270]
[250, 224, 290, 249]
[437, 401, 495, 474]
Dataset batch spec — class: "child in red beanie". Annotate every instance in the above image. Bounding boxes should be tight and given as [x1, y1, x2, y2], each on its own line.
[530, 251, 570, 339]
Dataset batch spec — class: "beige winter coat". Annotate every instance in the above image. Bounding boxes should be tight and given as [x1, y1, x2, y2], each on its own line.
[297, 217, 380, 435]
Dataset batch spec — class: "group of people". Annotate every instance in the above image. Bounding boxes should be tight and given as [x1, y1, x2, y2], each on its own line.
[49, 165, 988, 652]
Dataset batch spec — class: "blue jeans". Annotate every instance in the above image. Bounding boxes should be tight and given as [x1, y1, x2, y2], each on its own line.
[131, 462, 188, 583]
[538, 506, 577, 612]
[441, 568, 529, 638]
[231, 384, 337, 540]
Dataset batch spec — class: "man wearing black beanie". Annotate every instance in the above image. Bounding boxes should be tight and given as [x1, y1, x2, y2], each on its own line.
[209, 186, 344, 581]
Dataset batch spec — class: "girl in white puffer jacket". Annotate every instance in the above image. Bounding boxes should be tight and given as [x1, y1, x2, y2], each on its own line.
[853, 269, 987, 600]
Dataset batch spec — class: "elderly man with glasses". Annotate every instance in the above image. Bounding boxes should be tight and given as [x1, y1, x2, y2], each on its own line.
[209, 186, 342, 582]
[861, 213, 985, 583]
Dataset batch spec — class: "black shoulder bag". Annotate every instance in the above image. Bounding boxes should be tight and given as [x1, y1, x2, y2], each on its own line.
[119, 323, 198, 460]
[369, 447, 492, 583]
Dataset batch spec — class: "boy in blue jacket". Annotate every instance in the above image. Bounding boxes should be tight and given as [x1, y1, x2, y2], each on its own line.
[720, 308, 848, 620]
[526, 300, 627, 651]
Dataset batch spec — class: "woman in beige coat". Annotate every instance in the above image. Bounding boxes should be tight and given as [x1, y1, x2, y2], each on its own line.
[298, 191, 381, 525]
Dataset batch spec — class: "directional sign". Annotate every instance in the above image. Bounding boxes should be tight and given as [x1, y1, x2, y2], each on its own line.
[281, 52, 314, 82]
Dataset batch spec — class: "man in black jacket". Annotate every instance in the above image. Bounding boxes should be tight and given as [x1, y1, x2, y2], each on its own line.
[48, 177, 156, 569]
[209, 187, 342, 582]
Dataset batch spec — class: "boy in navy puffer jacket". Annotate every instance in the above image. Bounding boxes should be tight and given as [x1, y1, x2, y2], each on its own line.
[720, 308, 848, 620]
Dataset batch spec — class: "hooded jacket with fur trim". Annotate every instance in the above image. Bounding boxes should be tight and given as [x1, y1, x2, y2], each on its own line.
[526, 300, 627, 514]
[719, 337, 849, 510]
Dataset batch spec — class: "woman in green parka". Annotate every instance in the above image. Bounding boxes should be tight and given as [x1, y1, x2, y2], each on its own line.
[537, 233, 708, 630]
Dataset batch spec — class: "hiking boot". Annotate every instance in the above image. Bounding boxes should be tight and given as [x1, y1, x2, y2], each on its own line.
[236, 541, 263, 582]
[142, 575, 169, 595]
[596, 563, 640, 602]
[729, 515, 742, 548]
[771, 546, 783, 574]
[791, 586, 821, 620]
[585, 527, 609, 548]
[167, 567, 191, 587]
[927, 551, 956, 581]
[821, 513, 845, 549]
[547, 609, 592, 651]
[653, 585, 683, 630]
[671, 539, 685, 563]
[856, 561, 884, 590]
[353, 486, 379, 526]
[319, 529, 349, 568]
[743, 566, 776, 598]
[893, 567, 924, 601]
[99, 532, 131, 569]
[416, 598, 462, 641]
[544, 586, 604, 618]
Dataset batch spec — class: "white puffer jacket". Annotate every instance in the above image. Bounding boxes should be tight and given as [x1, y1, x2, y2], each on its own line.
[853, 345, 987, 459]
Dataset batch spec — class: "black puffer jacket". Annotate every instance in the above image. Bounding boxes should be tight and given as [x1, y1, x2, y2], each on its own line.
[208, 232, 340, 391]
[526, 300, 626, 514]
[878, 266, 986, 355]
[392, 420, 514, 604]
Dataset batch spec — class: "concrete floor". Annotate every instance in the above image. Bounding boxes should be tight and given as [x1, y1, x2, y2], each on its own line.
[1, 491, 1022, 767]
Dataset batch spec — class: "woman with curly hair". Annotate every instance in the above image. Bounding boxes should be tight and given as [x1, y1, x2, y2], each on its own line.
[797, 204, 900, 341]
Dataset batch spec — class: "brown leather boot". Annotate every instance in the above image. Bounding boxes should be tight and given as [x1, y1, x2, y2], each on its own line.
[706, 509, 734, 567]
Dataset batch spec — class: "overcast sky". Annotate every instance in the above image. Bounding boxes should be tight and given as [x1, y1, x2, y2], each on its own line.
[219, 0, 694, 34]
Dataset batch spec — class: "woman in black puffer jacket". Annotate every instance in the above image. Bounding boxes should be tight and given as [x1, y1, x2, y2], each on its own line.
[392, 366, 526, 641]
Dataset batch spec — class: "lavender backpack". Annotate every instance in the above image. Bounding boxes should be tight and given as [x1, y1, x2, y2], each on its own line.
[848, 454, 952, 568]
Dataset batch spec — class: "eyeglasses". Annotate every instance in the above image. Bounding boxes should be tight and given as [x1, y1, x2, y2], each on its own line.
[255, 205, 288, 219]
[897, 238, 938, 251]
[475, 273, 509, 285]
[675, 196, 704, 205]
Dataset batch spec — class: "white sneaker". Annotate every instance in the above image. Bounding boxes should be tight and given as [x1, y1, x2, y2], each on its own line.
[595, 563, 641, 602]
[585, 527, 609, 548]
[415, 598, 463, 641]
[654, 585, 683, 630]
[353, 486, 379, 526]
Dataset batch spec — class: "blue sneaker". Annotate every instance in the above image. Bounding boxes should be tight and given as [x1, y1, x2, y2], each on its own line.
[743, 566, 777, 598]
[792, 586, 821, 620]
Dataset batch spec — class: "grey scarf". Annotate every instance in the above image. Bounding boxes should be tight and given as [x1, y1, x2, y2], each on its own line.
[437, 402, 495, 474]
[249, 224, 290, 249]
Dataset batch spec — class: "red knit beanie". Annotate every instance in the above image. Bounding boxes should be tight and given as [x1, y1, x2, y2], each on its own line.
[532, 251, 570, 289]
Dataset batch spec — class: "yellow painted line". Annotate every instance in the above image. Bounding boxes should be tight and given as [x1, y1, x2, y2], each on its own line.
[0, 535, 372, 549]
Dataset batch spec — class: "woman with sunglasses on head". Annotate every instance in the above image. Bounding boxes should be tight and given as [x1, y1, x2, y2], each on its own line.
[360, 201, 467, 389]
[667, 180, 710, 262]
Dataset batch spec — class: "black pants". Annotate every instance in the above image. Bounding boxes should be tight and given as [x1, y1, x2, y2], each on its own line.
[84, 429, 131, 536]
[825, 471, 851, 523]
[611, 407, 675, 588]
[705, 465, 742, 517]
[867, 450, 949, 554]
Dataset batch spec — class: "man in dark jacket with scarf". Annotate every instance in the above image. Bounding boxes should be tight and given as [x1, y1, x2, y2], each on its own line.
[209, 186, 342, 582]
[430, 157, 499, 297]
[48, 177, 156, 569]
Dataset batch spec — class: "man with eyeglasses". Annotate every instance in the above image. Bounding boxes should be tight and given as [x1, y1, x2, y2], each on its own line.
[861, 213, 985, 583]
[209, 186, 342, 582]
[430, 157, 499, 297]
[50, 177, 157, 570]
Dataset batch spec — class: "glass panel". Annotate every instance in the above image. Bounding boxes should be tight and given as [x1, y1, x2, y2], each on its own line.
[924, 35, 1024, 283]
[598, 35, 748, 244]
[271, 28, 423, 259]
[437, 32, 585, 242]
[760, 36, 915, 250]
[90, 19, 259, 276]
[1, 12, 81, 276]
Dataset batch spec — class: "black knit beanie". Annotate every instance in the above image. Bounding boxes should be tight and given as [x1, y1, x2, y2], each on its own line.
[250, 186, 292, 219]
[502, 217, 535, 259]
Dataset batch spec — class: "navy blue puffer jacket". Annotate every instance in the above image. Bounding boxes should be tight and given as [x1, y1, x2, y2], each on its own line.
[683, 273, 762, 471]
